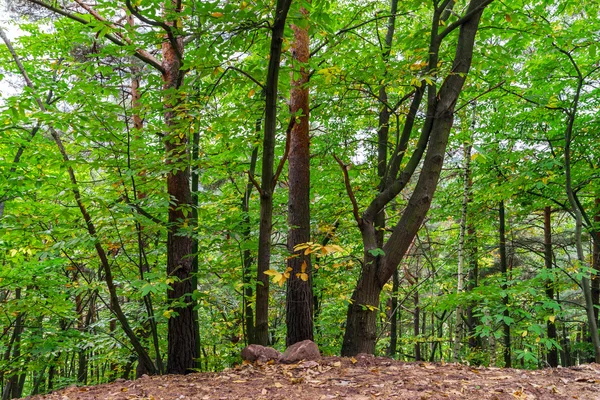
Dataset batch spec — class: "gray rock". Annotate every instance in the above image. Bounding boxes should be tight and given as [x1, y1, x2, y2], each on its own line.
[280, 340, 320, 364]
[240, 344, 281, 362]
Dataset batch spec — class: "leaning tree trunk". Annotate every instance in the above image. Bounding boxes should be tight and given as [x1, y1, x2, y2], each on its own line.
[341, 0, 491, 356]
[286, 4, 314, 346]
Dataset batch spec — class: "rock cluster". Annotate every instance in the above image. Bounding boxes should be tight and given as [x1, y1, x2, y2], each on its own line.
[241, 340, 320, 364]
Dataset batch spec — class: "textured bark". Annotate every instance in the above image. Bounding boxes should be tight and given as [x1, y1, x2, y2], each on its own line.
[286, 5, 313, 347]
[242, 140, 259, 345]
[592, 198, 600, 326]
[254, 0, 293, 346]
[544, 206, 559, 367]
[341, 0, 490, 356]
[499, 200, 511, 368]
[163, 25, 197, 373]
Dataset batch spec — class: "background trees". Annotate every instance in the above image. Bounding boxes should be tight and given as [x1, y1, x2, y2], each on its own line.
[1, 0, 599, 397]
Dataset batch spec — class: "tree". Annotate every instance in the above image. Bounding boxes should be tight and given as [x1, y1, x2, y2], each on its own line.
[340, 0, 494, 356]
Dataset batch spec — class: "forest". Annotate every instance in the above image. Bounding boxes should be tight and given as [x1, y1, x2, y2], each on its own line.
[0, 0, 599, 398]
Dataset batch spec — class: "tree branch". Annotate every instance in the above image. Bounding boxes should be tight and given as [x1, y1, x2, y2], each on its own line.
[333, 154, 362, 225]
[272, 116, 295, 189]
[25, 0, 164, 73]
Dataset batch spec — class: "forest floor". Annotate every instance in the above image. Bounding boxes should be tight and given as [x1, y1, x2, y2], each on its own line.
[27, 355, 600, 400]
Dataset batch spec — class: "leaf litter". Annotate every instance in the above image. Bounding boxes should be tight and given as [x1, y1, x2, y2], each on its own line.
[25, 355, 600, 400]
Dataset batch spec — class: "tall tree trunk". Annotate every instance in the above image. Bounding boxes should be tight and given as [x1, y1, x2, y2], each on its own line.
[592, 197, 600, 326]
[341, 0, 490, 356]
[414, 290, 421, 361]
[160, 1, 198, 374]
[544, 206, 559, 367]
[561, 69, 600, 362]
[254, 0, 293, 346]
[389, 269, 399, 357]
[242, 135, 259, 345]
[499, 200, 511, 368]
[453, 142, 472, 361]
[286, 4, 313, 347]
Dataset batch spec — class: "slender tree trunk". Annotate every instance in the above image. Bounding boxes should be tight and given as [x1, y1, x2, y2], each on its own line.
[242, 135, 259, 345]
[389, 269, 399, 357]
[592, 198, 600, 326]
[286, 4, 313, 347]
[454, 142, 471, 361]
[254, 0, 293, 346]
[499, 200, 511, 368]
[191, 117, 203, 367]
[544, 206, 559, 367]
[414, 290, 421, 361]
[562, 72, 600, 362]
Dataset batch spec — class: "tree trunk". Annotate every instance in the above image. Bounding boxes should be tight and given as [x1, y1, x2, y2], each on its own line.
[286, 4, 313, 347]
[454, 142, 472, 361]
[544, 206, 558, 367]
[254, 0, 293, 346]
[389, 269, 399, 357]
[341, 0, 490, 356]
[499, 200, 511, 368]
[414, 290, 421, 361]
[242, 136, 259, 345]
[592, 198, 600, 326]
[161, 2, 197, 374]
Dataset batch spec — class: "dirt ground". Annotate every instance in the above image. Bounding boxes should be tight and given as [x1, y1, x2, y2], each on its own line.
[26, 355, 600, 400]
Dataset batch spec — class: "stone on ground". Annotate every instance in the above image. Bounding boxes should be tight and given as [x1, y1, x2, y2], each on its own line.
[240, 344, 282, 362]
[280, 340, 320, 364]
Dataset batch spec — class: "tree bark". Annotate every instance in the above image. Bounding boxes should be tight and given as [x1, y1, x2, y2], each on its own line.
[341, 0, 491, 356]
[544, 206, 559, 367]
[286, 4, 314, 346]
[162, 6, 197, 371]
[592, 198, 600, 326]
[254, 0, 293, 346]
[499, 200, 511, 368]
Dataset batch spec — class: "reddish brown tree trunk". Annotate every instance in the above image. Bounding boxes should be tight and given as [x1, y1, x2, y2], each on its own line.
[286, 6, 313, 347]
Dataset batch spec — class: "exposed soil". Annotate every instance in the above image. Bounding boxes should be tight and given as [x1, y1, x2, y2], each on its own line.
[26, 355, 600, 400]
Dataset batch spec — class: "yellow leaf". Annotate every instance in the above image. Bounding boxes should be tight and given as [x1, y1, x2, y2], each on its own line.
[350, 357, 357, 364]
[163, 310, 173, 319]
[248, 89, 255, 98]
[548, 315, 556, 323]
[296, 272, 308, 281]
[521, 330, 528, 337]
[264, 269, 279, 276]
[505, 14, 512, 22]
[211, 12, 224, 17]
[301, 260, 307, 273]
